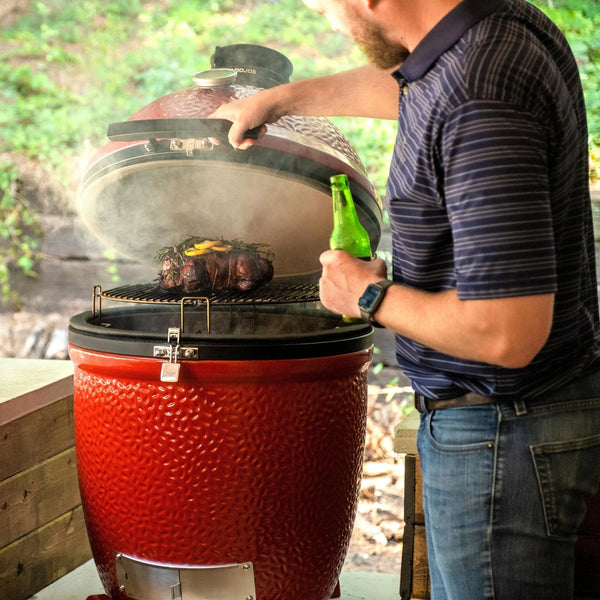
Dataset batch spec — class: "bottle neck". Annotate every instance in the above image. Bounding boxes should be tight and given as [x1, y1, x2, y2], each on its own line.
[332, 188, 360, 225]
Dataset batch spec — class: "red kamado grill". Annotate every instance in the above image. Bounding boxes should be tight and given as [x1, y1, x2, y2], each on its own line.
[69, 44, 383, 600]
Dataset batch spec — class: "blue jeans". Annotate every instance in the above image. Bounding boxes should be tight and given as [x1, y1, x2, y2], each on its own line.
[416, 371, 600, 600]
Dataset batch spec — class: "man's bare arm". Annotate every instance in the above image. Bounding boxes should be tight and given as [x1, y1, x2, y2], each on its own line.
[319, 250, 554, 369]
[210, 64, 399, 148]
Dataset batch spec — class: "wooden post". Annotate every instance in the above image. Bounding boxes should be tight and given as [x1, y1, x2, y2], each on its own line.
[394, 411, 430, 600]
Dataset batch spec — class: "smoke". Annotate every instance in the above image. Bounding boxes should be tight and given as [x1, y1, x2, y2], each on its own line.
[94, 302, 347, 337]
[75, 85, 378, 285]
[78, 152, 334, 278]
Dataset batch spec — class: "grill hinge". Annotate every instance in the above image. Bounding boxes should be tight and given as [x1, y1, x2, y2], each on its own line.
[170, 137, 216, 155]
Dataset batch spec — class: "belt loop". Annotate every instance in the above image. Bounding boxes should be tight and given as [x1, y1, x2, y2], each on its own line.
[514, 399, 527, 416]
[414, 392, 423, 413]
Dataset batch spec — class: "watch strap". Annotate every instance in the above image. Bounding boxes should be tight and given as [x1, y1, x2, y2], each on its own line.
[359, 279, 394, 327]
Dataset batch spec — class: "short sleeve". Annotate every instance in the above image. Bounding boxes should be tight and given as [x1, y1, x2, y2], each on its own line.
[442, 100, 557, 299]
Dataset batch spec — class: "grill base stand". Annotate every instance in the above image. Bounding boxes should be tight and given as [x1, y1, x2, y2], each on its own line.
[27, 560, 401, 600]
[114, 553, 257, 600]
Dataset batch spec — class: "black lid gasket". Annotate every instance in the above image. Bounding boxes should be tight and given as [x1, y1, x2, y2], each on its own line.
[68, 305, 373, 361]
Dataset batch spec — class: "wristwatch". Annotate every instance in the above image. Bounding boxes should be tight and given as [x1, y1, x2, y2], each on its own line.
[358, 279, 394, 327]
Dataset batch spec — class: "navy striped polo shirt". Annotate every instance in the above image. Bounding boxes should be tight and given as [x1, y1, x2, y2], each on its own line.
[386, 0, 600, 400]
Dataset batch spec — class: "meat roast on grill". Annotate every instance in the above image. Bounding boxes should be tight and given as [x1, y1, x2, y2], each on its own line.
[156, 237, 274, 293]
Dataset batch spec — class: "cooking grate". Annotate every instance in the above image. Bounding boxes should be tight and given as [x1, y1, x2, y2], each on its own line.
[96, 275, 320, 306]
[92, 276, 321, 334]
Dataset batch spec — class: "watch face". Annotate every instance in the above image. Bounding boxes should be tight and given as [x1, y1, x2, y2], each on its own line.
[358, 284, 381, 310]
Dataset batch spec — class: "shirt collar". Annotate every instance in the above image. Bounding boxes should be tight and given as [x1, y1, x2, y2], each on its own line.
[397, 0, 507, 82]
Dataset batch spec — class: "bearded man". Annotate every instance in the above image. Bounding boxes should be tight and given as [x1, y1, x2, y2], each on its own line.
[211, 1, 600, 598]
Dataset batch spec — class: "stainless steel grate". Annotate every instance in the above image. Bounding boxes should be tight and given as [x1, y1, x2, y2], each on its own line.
[96, 275, 320, 306]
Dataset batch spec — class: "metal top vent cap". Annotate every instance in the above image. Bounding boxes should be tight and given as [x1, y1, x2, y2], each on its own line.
[192, 68, 238, 89]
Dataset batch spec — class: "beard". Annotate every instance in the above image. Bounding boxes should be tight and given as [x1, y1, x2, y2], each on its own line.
[347, 8, 409, 68]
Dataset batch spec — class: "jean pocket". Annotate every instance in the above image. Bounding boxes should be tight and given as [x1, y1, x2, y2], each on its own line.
[424, 405, 498, 452]
[530, 432, 600, 538]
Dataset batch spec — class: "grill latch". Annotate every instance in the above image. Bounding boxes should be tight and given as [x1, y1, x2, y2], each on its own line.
[155, 327, 199, 382]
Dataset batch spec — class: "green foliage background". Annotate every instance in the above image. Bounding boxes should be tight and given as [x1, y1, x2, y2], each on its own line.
[2, 0, 598, 189]
[1, 0, 599, 303]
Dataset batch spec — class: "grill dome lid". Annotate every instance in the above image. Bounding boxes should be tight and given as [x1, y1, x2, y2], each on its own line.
[77, 45, 382, 278]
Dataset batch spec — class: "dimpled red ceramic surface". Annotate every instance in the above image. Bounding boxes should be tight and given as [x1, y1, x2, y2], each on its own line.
[70, 347, 371, 600]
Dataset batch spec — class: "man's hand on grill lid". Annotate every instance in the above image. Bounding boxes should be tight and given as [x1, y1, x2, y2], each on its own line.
[208, 87, 283, 149]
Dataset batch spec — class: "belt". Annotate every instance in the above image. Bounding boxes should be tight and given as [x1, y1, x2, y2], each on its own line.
[414, 391, 495, 413]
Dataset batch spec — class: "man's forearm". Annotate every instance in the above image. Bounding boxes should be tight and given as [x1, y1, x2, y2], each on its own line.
[278, 64, 400, 119]
[211, 64, 399, 147]
[319, 250, 554, 369]
[375, 286, 555, 369]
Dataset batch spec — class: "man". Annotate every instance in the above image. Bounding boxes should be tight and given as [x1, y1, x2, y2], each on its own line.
[211, 0, 600, 598]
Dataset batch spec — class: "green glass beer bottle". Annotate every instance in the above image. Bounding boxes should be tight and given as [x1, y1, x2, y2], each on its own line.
[329, 174, 372, 260]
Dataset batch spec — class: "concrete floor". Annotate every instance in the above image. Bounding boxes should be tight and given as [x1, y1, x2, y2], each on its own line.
[28, 560, 401, 600]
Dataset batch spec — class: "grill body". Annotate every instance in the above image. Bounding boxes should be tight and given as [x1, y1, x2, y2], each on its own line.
[71, 43, 381, 600]
[69, 306, 372, 600]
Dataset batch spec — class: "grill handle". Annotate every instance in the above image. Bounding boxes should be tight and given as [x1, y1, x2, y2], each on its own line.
[107, 118, 262, 143]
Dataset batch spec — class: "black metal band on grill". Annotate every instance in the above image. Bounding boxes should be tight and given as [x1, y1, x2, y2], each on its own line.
[72, 278, 375, 360]
[69, 303, 374, 360]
